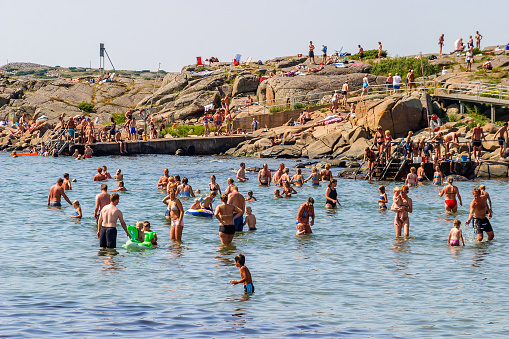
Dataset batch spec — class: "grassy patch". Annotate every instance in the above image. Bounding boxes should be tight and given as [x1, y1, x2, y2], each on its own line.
[78, 101, 94, 113]
[350, 49, 387, 60]
[111, 113, 126, 125]
[448, 113, 459, 122]
[464, 104, 490, 128]
[161, 124, 207, 137]
[370, 57, 439, 77]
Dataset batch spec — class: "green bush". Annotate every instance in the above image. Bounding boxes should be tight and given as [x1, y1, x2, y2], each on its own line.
[370, 57, 439, 77]
[161, 124, 206, 137]
[111, 113, 126, 125]
[448, 113, 459, 122]
[77, 101, 94, 113]
[350, 49, 387, 60]
[15, 70, 35, 76]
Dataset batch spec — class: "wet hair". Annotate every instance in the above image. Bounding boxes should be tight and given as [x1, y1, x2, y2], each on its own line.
[325, 163, 331, 169]
[174, 175, 181, 181]
[240, 162, 245, 167]
[97, 167, 102, 173]
[57, 178, 64, 184]
[328, 179, 337, 187]
[63, 173, 69, 179]
[246, 206, 252, 213]
[479, 185, 486, 190]
[227, 177, 234, 184]
[248, 190, 253, 196]
[119, 181, 124, 187]
[393, 186, 400, 192]
[101, 184, 108, 191]
[453, 219, 461, 228]
[410, 167, 416, 173]
[231, 185, 238, 191]
[116, 169, 121, 174]
[307, 197, 315, 204]
[274, 189, 280, 195]
[235, 253, 245, 266]
[284, 168, 289, 173]
[103, 165, 107, 170]
[379, 185, 385, 194]
[182, 177, 189, 184]
[143, 221, 150, 228]
[220, 193, 228, 203]
[72, 200, 80, 206]
[312, 166, 318, 172]
[296, 168, 302, 174]
[447, 177, 453, 184]
[110, 193, 120, 202]
[400, 185, 409, 193]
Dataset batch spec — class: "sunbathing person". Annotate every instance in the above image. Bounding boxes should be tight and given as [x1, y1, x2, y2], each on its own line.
[307, 65, 324, 74]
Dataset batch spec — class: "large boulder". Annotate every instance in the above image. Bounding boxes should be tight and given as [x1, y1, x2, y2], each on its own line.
[301, 130, 343, 158]
[339, 137, 371, 158]
[475, 163, 508, 178]
[492, 55, 509, 69]
[232, 73, 260, 97]
[260, 145, 302, 158]
[0, 93, 10, 107]
[137, 74, 188, 107]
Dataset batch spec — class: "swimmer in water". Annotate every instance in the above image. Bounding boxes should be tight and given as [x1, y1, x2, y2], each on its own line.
[215, 193, 243, 245]
[162, 184, 184, 241]
[177, 177, 195, 198]
[417, 162, 429, 182]
[274, 189, 283, 199]
[236, 162, 248, 182]
[142, 221, 158, 246]
[320, 163, 332, 181]
[448, 219, 465, 246]
[201, 191, 217, 211]
[157, 168, 170, 190]
[112, 181, 127, 192]
[432, 165, 443, 186]
[304, 167, 321, 186]
[71, 200, 82, 218]
[291, 168, 304, 187]
[438, 176, 462, 213]
[258, 163, 271, 186]
[63, 173, 72, 191]
[325, 179, 340, 208]
[135, 221, 144, 242]
[296, 197, 315, 235]
[405, 167, 418, 187]
[246, 190, 256, 201]
[114, 169, 123, 181]
[243, 206, 257, 230]
[190, 198, 201, 210]
[282, 181, 297, 198]
[378, 185, 387, 210]
[279, 168, 292, 185]
[209, 175, 221, 194]
[229, 254, 254, 294]
[102, 166, 112, 179]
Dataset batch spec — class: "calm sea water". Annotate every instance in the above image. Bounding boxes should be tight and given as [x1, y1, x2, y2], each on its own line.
[1, 152, 509, 338]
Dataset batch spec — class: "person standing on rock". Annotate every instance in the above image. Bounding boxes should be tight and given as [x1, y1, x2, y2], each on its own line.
[392, 73, 402, 93]
[358, 45, 364, 61]
[408, 70, 416, 90]
[332, 91, 339, 112]
[213, 110, 223, 136]
[465, 188, 494, 242]
[439, 34, 445, 55]
[493, 122, 508, 159]
[475, 31, 483, 49]
[360, 74, 369, 99]
[341, 81, 349, 108]
[308, 41, 315, 64]
[66, 117, 76, 143]
[377, 42, 383, 60]
[251, 118, 259, 132]
[472, 123, 485, 162]
[258, 163, 271, 186]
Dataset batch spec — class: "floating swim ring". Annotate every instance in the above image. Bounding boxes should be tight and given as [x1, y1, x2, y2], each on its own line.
[10, 152, 37, 157]
[185, 208, 214, 217]
[122, 225, 155, 249]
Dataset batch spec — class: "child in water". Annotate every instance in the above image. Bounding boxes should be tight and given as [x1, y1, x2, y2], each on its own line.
[112, 181, 127, 191]
[143, 221, 158, 246]
[230, 254, 254, 293]
[391, 186, 403, 226]
[190, 198, 201, 210]
[135, 221, 144, 242]
[274, 189, 282, 199]
[282, 181, 297, 198]
[448, 219, 465, 246]
[71, 200, 82, 218]
[378, 186, 387, 210]
[114, 169, 123, 181]
[246, 190, 257, 201]
[243, 206, 257, 230]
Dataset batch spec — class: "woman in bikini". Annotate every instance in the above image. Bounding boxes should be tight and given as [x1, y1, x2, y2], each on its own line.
[374, 126, 385, 156]
[432, 165, 443, 186]
[438, 176, 462, 213]
[296, 197, 315, 235]
[304, 167, 321, 186]
[162, 184, 185, 241]
[325, 179, 340, 209]
[432, 132, 444, 159]
[291, 168, 305, 187]
[209, 175, 221, 195]
[214, 193, 244, 245]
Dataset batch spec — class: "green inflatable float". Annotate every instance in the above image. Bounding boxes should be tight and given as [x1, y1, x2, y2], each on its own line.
[122, 225, 155, 249]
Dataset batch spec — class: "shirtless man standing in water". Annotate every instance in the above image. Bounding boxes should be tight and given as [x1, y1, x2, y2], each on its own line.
[236, 162, 248, 182]
[465, 188, 494, 241]
[258, 163, 271, 186]
[47, 178, 73, 207]
[94, 184, 110, 220]
[158, 168, 170, 190]
[63, 173, 72, 190]
[227, 185, 246, 232]
[97, 193, 129, 249]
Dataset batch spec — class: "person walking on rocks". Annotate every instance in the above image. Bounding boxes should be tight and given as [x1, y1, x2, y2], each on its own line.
[308, 41, 315, 64]
[493, 122, 508, 159]
[341, 81, 349, 108]
[472, 123, 485, 162]
[439, 34, 444, 55]
[361, 74, 369, 99]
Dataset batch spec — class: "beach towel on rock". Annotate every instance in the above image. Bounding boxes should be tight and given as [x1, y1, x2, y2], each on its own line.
[334, 63, 346, 68]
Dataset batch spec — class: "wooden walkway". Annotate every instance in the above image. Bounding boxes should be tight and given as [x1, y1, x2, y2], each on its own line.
[432, 93, 509, 107]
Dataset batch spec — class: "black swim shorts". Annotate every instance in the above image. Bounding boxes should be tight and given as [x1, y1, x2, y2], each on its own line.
[473, 217, 493, 234]
[473, 139, 482, 147]
[309, 51, 314, 58]
[219, 224, 235, 235]
[100, 227, 117, 248]
[498, 137, 505, 146]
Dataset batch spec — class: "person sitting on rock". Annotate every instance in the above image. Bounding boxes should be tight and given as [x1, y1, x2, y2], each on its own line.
[482, 59, 493, 71]
[297, 110, 312, 125]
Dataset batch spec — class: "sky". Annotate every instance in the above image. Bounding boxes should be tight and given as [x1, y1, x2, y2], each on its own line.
[1, 0, 508, 72]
